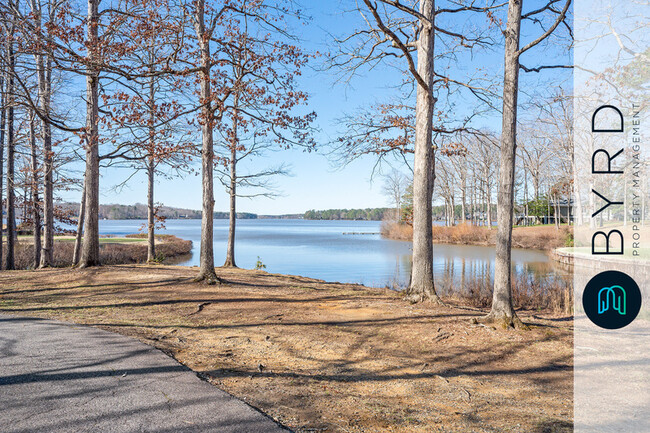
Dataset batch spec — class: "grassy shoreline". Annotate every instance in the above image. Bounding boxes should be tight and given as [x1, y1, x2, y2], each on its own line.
[0, 265, 573, 433]
[3, 234, 192, 269]
[381, 221, 572, 251]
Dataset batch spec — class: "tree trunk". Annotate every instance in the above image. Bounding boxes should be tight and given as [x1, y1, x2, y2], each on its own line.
[30, 0, 54, 267]
[470, 178, 475, 225]
[0, 74, 5, 269]
[461, 167, 466, 224]
[39, 53, 54, 267]
[224, 100, 238, 268]
[193, 0, 219, 283]
[224, 146, 237, 267]
[5, 30, 16, 270]
[484, 0, 524, 328]
[486, 175, 493, 230]
[523, 167, 529, 223]
[79, 0, 100, 267]
[30, 111, 41, 268]
[147, 158, 155, 262]
[72, 180, 86, 266]
[451, 195, 455, 226]
[443, 201, 449, 226]
[406, 0, 440, 303]
[146, 72, 156, 263]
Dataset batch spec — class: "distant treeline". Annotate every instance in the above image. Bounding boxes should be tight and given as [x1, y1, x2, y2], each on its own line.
[56, 203, 256, 220]
[56, 202, 395, 221]
[303, 208, 390, 221]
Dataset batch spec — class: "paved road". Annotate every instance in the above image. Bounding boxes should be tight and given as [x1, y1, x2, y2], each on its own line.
[0, 314, 289, 433]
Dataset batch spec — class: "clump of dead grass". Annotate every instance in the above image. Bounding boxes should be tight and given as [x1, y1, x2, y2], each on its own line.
[380, 220, 413, 240]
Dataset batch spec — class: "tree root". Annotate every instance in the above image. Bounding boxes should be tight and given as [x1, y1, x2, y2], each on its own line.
[471, 313, 529, 330]
[188, 302, 212, 316]
[192, 271, 222, 285]
[404, 290, 445, 305]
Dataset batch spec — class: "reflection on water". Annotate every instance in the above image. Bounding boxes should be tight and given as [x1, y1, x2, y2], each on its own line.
[98, 219, 570, 289]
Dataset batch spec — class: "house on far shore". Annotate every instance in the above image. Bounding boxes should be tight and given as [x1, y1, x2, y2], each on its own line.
[516, 198, 574, 225]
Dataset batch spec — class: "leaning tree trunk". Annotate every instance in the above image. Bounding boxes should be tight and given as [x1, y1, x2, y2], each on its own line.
[193, 0, 219, 283]
[5, 33, 16, 270]
[485, 0, 524, 328]
[30, 111, 41, 268]
[72, 180, 86, 266]
[406, 0, 440, 303]
[79, 0, 100, 268]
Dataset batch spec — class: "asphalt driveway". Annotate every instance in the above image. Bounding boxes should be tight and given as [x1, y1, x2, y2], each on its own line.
[0, 314, 289, 432]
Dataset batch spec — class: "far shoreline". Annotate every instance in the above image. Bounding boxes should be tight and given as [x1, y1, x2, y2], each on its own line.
[380, 221, 572, 252]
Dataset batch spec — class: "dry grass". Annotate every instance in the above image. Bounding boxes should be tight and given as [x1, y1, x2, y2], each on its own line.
[382, 222, 571, 251]
[439, 273, 573, 315]
[4, 235, 191, 269]
[432, 223, 492, 245]
[0, 265, 573, 433]
[511, 225, 570, 251]
[380, 220, 413, 240]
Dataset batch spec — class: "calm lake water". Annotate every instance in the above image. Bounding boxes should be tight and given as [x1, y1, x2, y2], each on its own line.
[97, 219, 569, 290]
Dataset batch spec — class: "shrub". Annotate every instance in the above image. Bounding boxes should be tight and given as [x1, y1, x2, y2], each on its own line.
[254, 256, 266, 270]
[380, 221, 413, 241]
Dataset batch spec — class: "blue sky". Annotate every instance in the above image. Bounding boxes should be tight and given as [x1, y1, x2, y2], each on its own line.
[56, 1, 572, 215]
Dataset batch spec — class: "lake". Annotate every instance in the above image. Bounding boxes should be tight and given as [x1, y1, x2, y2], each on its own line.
[97, 219, 569, 290]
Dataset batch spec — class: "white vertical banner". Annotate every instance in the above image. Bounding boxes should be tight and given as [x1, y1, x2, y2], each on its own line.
[574, 0, 650, 431]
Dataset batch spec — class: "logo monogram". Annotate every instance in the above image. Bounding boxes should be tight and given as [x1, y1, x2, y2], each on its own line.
[583, 271, 641, 329]
[597, 286, 626, 315]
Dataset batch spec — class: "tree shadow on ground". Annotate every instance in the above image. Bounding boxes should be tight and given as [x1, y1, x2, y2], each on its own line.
[532, 419, 572, 433]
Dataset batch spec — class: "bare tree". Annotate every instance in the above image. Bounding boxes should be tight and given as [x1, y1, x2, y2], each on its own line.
[332, 0, 502, 302]
[486, 0, 571, 327]
[27, 0, 57, 267]
[214, 12, 315, 268]
[382, 169, 409, 221]
[189, 0, 227, 283]
[448, 152, 468, 224]
[3, 2, 17, 269]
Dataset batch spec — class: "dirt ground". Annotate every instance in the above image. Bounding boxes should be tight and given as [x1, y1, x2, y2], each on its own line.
[0, 265, 573, 433]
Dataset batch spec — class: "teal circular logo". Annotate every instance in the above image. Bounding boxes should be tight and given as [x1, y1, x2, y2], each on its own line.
[582, 270, 642, 330]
